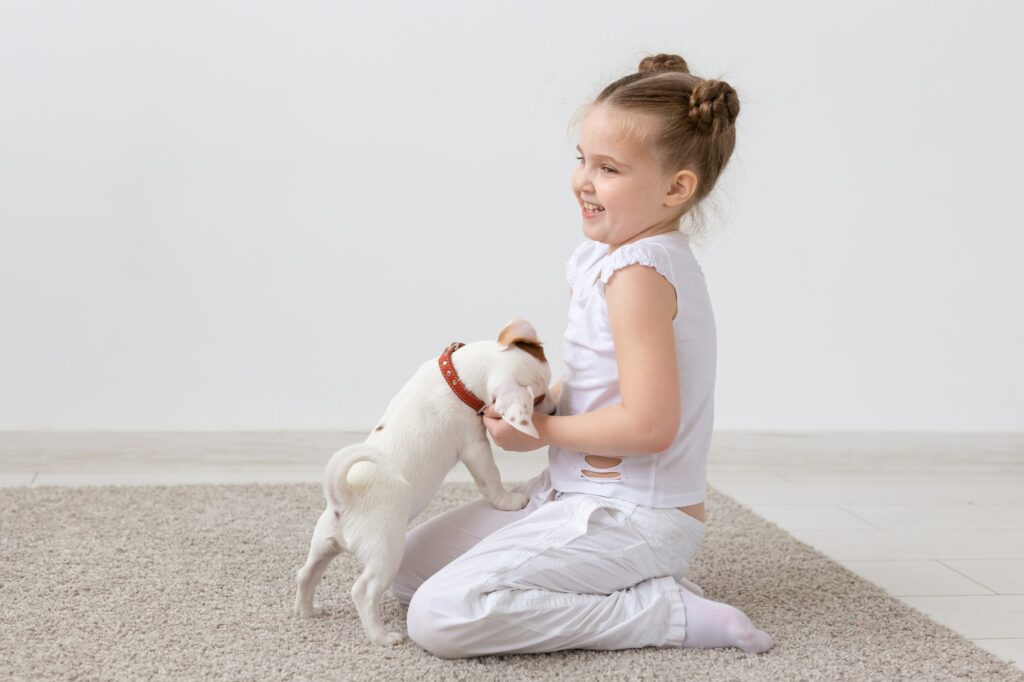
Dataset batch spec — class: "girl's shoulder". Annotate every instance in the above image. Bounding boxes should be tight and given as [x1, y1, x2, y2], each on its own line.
[567, 232, 692, 297]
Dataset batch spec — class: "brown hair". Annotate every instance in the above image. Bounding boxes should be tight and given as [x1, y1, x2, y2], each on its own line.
[570, 53, 741, 243]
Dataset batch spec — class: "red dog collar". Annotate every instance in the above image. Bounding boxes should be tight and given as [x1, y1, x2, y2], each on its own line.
[439, 342, 487, 415]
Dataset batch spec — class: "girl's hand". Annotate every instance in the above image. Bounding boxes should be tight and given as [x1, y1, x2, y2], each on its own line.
[482, 405, 549, 452]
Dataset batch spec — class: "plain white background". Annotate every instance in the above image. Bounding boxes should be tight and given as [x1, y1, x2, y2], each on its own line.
[1, 1, 1021, 431]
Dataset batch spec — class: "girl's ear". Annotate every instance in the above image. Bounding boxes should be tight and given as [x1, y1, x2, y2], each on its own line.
[665, 168, 699, 208]
[497, 317, 547, 363]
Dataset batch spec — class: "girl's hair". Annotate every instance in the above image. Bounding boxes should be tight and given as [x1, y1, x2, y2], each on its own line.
[572, 53, 740, 242]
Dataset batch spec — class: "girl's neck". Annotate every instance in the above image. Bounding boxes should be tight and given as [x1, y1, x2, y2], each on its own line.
[606, 225, 683, 256]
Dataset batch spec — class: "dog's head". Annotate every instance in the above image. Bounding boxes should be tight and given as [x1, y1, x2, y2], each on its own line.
[486, 317, 554, 439]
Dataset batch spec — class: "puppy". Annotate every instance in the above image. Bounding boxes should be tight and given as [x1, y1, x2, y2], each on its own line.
[293, 317, 555, 646]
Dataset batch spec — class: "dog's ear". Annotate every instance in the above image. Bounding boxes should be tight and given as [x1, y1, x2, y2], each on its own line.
[497, 317, 547, 364]
[490, 381, 541, 439]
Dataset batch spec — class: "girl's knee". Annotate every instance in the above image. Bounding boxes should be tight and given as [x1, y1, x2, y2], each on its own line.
[406, 583, 475, 659]
[388, 575, 416, 607]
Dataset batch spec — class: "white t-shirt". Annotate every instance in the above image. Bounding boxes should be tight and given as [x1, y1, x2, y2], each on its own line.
[547, 230, 717, 507]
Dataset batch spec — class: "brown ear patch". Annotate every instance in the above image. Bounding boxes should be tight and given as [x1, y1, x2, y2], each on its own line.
[514, 339, 547, 364]
[497, 318, 547, 363]
[497, 318, 539, 344]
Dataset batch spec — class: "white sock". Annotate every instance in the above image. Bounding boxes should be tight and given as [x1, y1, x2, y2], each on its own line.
[678, 584, 774, 653]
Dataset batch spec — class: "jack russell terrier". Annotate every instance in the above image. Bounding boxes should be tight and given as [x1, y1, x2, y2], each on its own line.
[293, 317, 555, 646]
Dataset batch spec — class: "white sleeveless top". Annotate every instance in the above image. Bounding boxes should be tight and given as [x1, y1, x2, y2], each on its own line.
[547, 230, 717, 508]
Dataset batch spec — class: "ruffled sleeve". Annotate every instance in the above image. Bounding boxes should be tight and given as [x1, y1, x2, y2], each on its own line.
[595, 242, 675, 299]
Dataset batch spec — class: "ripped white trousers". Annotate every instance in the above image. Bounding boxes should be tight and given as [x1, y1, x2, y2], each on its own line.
[389, 468, 707, 658]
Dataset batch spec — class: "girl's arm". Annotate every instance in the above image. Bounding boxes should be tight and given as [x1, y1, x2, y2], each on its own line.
[536, 404, 665, 457]
[537, 263, 680, 457]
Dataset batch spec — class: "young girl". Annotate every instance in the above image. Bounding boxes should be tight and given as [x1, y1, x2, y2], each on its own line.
[389, 53, 773, 658]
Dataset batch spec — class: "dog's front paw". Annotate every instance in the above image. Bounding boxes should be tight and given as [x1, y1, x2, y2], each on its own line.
[490, 490, 529, 511]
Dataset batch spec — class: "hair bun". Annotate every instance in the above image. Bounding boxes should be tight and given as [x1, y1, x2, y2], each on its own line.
[688, 79, 740, 134]
[638, 53, 690, 75]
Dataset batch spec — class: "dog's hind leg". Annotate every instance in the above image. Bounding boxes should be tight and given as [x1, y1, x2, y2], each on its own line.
[294, 507, 344, 618]
[348, 516, 408, 646]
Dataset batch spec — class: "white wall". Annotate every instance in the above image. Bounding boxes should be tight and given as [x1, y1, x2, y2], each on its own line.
[1, 1, 1021, 431]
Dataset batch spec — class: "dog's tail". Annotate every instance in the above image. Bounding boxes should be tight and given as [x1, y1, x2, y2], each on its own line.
[323, 444, 405, 516]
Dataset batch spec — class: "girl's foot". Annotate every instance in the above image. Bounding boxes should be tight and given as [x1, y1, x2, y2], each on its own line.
[678, 585, 774, 653]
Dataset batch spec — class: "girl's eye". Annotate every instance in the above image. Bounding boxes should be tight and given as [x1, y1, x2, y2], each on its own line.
[575, 156, 617, 174]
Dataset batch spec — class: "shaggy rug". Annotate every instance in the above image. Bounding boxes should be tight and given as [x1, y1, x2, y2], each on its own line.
[1, 481, 1020, 681]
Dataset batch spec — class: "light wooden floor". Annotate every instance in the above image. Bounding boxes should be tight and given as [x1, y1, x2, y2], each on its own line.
[2, 431, 1022, 670]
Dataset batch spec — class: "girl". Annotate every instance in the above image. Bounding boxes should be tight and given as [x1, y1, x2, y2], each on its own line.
[389, 53, 773, 658]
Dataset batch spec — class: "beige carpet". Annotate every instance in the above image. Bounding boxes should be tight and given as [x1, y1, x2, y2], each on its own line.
[2, 481, 1021, 681]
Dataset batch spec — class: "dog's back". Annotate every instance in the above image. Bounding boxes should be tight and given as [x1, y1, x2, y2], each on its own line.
[329, 357, 483, 522]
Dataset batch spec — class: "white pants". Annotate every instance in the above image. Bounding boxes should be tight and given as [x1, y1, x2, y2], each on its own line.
[390, 468, 707, 658]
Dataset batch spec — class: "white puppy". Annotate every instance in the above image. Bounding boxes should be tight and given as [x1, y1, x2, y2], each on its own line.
[293, 317, 555, 646]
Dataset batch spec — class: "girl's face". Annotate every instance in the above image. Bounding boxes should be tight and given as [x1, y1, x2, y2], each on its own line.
[571, 105, 694, 251]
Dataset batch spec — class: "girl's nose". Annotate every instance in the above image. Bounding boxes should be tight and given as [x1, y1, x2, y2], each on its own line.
[573, 172, 593, 194]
